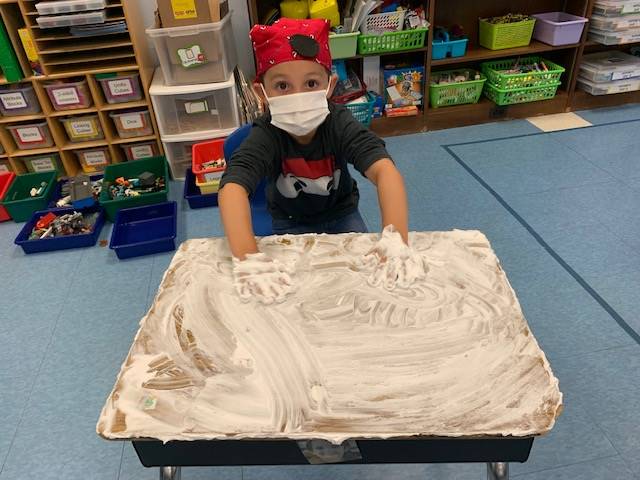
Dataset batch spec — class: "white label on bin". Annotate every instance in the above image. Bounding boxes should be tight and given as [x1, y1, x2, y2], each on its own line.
[184, 100, 208, 114]
[70, 120, 96, 136]
[177, 45, 206, 68]
[31, 158, 55, 172]
[0, 92, 27, 110]
[130, 144, 154, 159]
[204, 171, 223, 182]
[17, 127, 44, 143]
[120, 113, 144, 130]
[621, 2, 640, 13]
[52, 87, 80, 106]
[84, 150, 107, 166]
[0, 164, 9, 173]
[612, 70, 639, 80]
[107, 78, 134, 97]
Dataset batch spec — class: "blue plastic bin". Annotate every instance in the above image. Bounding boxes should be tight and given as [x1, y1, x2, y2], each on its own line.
[110, 201, 177, 259]
[432, 38, 468, 60]
[183, 168, 218, 209]
[48, 174, 104, 208]
[14, 206, 105, 254]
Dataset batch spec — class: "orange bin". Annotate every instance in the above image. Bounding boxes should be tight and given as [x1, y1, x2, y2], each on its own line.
[191, 138, 226, 184]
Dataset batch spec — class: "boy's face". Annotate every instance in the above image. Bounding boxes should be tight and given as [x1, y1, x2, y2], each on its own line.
[257, 60, 336, 98]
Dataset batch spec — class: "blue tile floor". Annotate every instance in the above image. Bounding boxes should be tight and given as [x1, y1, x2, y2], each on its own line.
[1, 104, 640, 480]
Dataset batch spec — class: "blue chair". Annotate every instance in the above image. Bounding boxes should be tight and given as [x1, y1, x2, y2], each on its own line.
[223, 124, 273, 236]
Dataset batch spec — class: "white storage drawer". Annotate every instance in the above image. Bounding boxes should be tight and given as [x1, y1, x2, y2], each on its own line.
[578, 76, 640, 94]
[36, 0, 105, 15]
[36, 10, 106, 28]
[579, 51, 640, 82]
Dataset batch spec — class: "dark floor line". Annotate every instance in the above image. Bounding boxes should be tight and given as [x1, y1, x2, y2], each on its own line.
[442, 145, 640, 347]
[445, 117, 640, 148]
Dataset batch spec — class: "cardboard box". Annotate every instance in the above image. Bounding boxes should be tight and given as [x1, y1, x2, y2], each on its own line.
[157, 0, 229, 27]
[383, 65, 425, 109]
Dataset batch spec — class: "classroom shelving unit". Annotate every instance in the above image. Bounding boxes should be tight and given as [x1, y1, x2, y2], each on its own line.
[248, 0, 640, 136]
[0, 0, 161, 176]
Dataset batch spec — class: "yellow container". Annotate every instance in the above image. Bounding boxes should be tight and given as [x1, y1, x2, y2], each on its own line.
[280, 0, 308, 18]
[195, 177, 220, 194]
[308, 0, 339, 27]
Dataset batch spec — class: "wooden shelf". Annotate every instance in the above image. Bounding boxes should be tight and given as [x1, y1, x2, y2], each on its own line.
[431, 41, 581, 67]
[348, 46, 430, 60]
[110, 134, 156, 145]
[9, 146, 58, 157]
[38, 38, 132, 55]
[99, 99, 147, 111]
[34, 30, 128, 41]
[61, 139, 108, 151]
[371, 114, 427, 137]
[0, 113, 46, 124]
[42, 59, 138, 78]
[48, 107, 98, 117]
[572, 88, 640, 110]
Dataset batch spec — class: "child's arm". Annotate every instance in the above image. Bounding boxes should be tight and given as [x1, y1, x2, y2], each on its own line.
[365, 159, 409, 244]
[218, 183, 259, 260]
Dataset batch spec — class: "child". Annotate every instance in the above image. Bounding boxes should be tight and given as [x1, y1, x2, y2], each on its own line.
[219, 18, 412, 303]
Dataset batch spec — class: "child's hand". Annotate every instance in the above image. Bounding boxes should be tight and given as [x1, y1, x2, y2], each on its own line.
[364, 225, 427, 291]
[232, 252, 295, 304]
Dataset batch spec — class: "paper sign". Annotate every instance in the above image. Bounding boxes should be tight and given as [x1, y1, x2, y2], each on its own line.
[184, 100, 208, 114]
[84, 150, 107, 166]
[0, 92, 27, 110]
[120, 113, 144, 130]
[171, 0, 197, 19]
[621, 2, 640, 13]
[52, 87, 80, 106]
[108, 78, 134, 97]
[17, 127, 44, 143]
[177, 45, 206, 68]
[70, 120, 96, 137]
[204, 170, 223, 182]
[130, 144, 154, 159]
[31, 158, 55, 172]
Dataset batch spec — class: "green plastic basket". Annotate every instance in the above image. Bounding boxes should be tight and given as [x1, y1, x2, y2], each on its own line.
[481, 56, 565, 90]
[0, 171, 56, 222]
[357, 27, 428, 55]
[483, 81, 561, 106]
[344, 92, 375, 126]
[429, 70, 486, 108]
[478, 17, 536, 50]
[329, 32, 359, 59]
[99, 156, 169, 222]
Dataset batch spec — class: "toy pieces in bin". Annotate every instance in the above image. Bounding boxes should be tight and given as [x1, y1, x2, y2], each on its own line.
[29, 182, 48, 198]
[431, 70, 481, 85]
[200, 158, 225, 169]
[28, 210, 98, 240]
[383, 66, 424, 108]
[107, 172, 165, 200]
[498, 58, 551, 75]
[481, 14, 534, 25]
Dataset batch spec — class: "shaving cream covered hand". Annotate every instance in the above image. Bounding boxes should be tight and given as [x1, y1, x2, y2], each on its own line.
[232, 253, 295, 304]
[364, 225, 427, 291]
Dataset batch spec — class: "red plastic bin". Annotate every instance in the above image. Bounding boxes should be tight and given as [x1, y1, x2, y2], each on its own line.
[0, 172, 16, 222]
[191, 139, 226, 184]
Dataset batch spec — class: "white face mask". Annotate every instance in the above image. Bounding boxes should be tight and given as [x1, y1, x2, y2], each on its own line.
[261, 81, 331, 137]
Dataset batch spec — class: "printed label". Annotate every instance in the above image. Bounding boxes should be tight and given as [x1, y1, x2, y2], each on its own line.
[17, 127, 44, 143]
[177, 45, 206, 68]
[0, 164, 9, 173]
[83, 150, 108, 166]
[107, 78, 134, 97]
[170, 0, 197, 19]
[31, 158, 55, 172]
[70, 120, 96, 137]
[52, 87, 80, 106]
[621, 2, 640, 13]
[130, 144, 154, 159]
[612, 70, 640, 80]
[0, 92, 27, 110]
[119, 113, 144, 130]
[204, 171, 223, 182]
[184, 100, 208, 114]
[616, 83, 633, 92]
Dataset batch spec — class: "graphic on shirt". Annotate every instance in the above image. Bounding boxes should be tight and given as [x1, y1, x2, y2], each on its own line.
[276, 156, 341, 199]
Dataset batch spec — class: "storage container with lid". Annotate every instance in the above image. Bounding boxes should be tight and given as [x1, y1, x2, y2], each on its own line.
[577, 75, 640, 94]
[149, 68, 240, 136]
[109, 109, 153, 138]
[7, 121, 54, 150]
[35, 0, 105, 15]
[96, 72, 143, 104]
[593, 0, 640, 16]
[590, 13, 640, 31]
[60, 114, 104, 142]
[146, 12, 237, 85]
[0, 84, 41, 116]
[579, 51, 640, 82]
[23, 153, 63, 173]
[36, 10, 106, 29]
[122, 141, 159, 161]
[44, 78, 93, 111]
[75, 147, 111, 173]
[589, 27, 640, 44]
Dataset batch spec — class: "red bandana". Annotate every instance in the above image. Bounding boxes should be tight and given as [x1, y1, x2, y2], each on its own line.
[250, 18, 332, 78]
